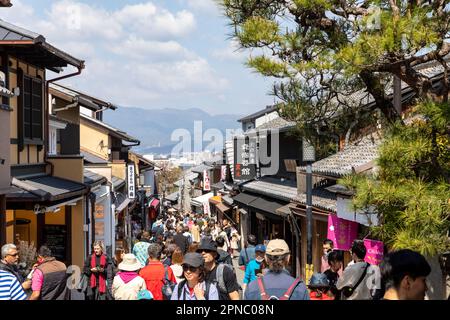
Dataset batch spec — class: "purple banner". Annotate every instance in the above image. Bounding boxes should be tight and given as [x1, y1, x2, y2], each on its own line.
[327, 214, 359, 251]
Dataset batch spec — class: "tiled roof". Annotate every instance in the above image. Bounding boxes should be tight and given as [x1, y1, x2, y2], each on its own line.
[238, 105, 278, 122]
[174, 172, 199, 187]
[254, 117, 296, 131]
[242, 177, 298, 202]
[10, 176, 87, 201]
[299, 134, 382, 178]
[191, 164, 213, 174]
[0, 19, 84, 69]
[293, 188, 337, 213]
[81, 150, 108, 164]
[84, 169, 107, 187]
[112, 176, 126, 190]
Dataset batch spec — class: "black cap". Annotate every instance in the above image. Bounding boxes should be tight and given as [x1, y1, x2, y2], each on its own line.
[197, 238, 217, 253]
[182, 253, 204, 268]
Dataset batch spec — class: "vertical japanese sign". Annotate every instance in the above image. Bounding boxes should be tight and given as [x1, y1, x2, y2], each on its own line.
[327, 214, 358, 250]
[234, 136, 256, 180]
[364, 239, 384, 265]
[203, 201, 211, 216]
[221, 165, 227, 181]
[127, 164, 136, 199]
[203, 170, 211, 191]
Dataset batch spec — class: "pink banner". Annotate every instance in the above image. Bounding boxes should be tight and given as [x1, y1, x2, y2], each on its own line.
[327, 215, 359, 250]
[364, 239, 384, 265]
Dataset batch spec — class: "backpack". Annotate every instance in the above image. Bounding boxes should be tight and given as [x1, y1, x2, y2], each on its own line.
[177, 280, 211, 300]
[214, 263, 235, 295]
[161, 265, 176, 300]
[257, 277, 302, 300]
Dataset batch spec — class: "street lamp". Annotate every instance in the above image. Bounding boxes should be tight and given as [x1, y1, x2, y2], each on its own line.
[302, 139, 315, 284]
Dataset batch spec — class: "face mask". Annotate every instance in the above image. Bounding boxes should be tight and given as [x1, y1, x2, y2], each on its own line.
[256, 257, 264, 263]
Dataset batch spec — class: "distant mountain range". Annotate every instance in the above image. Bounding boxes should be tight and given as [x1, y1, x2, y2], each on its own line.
[103, 107, 242, 155]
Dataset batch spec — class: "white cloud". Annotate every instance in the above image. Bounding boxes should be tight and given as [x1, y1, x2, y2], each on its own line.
[211, 39, 247, 61]
[184, 0, 220, 14]
[111, 36, 196, 62]
[114, 3, 196, 40]
[0, 0, 229, 108]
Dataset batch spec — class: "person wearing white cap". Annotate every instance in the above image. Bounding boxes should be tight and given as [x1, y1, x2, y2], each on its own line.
[244, 239, 309, 300]
[112, 254, 146, 300]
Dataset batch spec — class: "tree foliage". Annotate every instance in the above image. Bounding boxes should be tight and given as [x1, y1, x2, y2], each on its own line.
[340, 101, 450, 256]
[221, 0, 450, 141]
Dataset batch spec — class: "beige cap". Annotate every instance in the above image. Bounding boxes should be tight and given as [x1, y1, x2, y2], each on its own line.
[266, 239, 290, 256]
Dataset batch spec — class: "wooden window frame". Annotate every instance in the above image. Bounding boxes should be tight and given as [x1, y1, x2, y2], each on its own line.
[17, 68, 44, 151]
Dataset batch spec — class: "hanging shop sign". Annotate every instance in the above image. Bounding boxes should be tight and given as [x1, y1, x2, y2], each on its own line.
[327, 214, 358, 251]
[234, 136, 256, 180]
[203, 170, 211, 191]
[127, 164, 136, 199]
[221, 165, 227, 181]
[364, 239, 384, 265]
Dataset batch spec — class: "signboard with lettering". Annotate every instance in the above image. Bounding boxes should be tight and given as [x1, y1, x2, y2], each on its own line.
[234, 136, 257, 180]
[221, 165, 227, 181]
[43, 225, 67, 263]
[327, 214, 359, 251]
[127, 164, 136, 199]
[203, 170, 211, 191]
[364, 239, 384, 265]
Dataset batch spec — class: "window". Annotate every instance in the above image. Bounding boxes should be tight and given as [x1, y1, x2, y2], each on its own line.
[18, 68, 43, 145]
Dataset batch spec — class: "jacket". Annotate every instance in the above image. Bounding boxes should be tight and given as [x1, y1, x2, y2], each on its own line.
[112, 275, 146, 300]
[36, 257, 68, 300]
[244, 270, 310, 300]
[139, 261, 176, 300]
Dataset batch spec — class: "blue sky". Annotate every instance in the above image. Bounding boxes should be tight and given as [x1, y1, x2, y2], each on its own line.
[0, 0, 275, 115]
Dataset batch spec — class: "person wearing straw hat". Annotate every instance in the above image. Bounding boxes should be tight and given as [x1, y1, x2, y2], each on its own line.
[244, 239, 309, 300]
[112, 254, 146, 300]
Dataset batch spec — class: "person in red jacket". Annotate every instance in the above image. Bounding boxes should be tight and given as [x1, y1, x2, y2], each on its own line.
[139, 243, 176, 300]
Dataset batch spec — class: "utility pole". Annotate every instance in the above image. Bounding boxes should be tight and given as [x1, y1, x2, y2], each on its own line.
[303, 139, 315, 284]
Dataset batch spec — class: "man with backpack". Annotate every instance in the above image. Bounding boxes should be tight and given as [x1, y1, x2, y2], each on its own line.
[244, 239, 309, 300]
[336, 240, 381, 300]
[139, 243, 176, 300]
[197, 238, 240, 300]
[238, 234, 257, 270]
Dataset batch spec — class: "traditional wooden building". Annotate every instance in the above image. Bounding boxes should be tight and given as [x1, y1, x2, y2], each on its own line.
[0, 19, 87, 267]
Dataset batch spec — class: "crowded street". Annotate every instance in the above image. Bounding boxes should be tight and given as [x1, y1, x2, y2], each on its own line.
[0, 0, 450, 305]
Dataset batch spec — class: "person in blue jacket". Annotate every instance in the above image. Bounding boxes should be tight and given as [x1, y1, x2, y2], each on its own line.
[242, 244, 266, 292]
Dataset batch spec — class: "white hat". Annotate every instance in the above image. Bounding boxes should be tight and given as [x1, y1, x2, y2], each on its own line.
[118, 253, 142, 271]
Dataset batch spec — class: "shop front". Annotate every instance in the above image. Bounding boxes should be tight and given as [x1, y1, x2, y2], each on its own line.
[5, 175, 88, 267]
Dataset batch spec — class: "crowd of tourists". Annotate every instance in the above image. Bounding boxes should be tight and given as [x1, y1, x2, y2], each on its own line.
[0, 209, 439, 301]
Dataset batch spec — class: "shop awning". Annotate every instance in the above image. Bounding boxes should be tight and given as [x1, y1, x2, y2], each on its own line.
[116, 198, 131, 212]
[165, 192, 179, 203]
[9, 175, 88, 202]
[216, 202, 231, 213]
[232, 192, 259, 206]
[248, 197, 286, 217]
[149, 198, 160, 208]
[191, 192, 214, 207]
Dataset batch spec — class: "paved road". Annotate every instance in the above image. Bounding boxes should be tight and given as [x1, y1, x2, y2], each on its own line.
[232, 255, 245, 287]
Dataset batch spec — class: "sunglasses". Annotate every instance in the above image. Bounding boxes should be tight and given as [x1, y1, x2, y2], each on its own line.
[197, 249, 215, 254]
[7, 253, 19, 257]
[182, 265, 199, 273]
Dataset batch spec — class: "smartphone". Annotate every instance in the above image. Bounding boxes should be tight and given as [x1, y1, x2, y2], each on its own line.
[26, 269, 35, 280]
